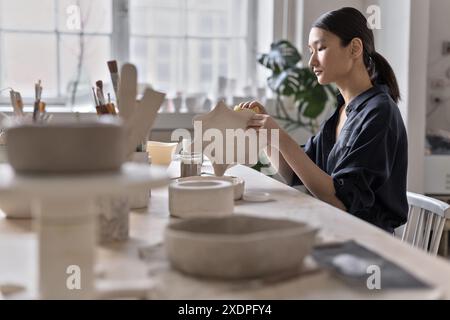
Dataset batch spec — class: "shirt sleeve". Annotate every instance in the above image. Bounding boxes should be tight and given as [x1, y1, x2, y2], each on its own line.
[291, 135, 318, 186]
[332, 111, 397, 220]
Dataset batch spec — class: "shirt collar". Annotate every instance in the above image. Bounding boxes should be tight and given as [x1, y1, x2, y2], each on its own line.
[336, 84, 388, 116]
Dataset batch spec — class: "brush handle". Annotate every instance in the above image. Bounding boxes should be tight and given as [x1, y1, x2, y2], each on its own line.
[33, 101, 40, 122]
[111, 74, 120, 100]
[16, 92, 24, 115]
[9, 91, 18, 115]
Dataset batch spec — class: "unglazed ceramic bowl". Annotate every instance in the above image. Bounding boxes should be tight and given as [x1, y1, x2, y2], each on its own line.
[169, 179, 234, 219]
[165, 215, 318, 279]
[5, 119, 125, 174]
[175, 175, 245, 201]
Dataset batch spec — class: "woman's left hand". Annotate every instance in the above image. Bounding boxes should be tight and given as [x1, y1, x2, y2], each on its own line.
[236, 100, 280, 131]
[247, 113, 281, 132]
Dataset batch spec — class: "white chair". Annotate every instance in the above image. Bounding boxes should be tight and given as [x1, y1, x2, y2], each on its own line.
[402, 192, 450, 255]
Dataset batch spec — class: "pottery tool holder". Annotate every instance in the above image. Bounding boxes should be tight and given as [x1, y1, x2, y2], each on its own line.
[2, 82, 50, 123]
[9, 90, 24, 116]
[95, 63, 165, 158]
[92, 81, 117, 116]
[33, 80, 45, 122]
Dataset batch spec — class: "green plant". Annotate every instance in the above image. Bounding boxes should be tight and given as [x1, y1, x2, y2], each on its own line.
[258, 40, 337, 133]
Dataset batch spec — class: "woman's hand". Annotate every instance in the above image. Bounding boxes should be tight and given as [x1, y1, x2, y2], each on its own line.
[238, 101, 280, 131]
[236, 101, 283, 147]
[237, 100, 268, 115]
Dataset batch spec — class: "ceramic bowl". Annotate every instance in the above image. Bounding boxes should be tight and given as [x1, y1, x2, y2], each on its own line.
[169, 179, 234, 219]
[146, 141, 178, 166]
[175, 176, 245, 200]
[165, 215, 318, 279]
[5, 119, 125, 174]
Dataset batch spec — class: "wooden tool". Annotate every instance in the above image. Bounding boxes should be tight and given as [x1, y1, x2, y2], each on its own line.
[107, 60, 120, 101]
[123, 88, 165, 158]
[118, 64, 137, 121]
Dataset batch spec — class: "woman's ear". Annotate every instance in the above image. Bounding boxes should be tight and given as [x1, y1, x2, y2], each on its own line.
[350, 38, 364, 58]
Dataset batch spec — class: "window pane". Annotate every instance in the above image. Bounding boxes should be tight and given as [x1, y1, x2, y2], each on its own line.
[130, 37, 181, 95]
[187, 0, 248, 37]
[185, 39, 247, 94]
[228, 39, 247, 94]
[60, 35, 111, 105]
[130, 0, 183, 37]
[0, 0, 55, 31]
[1, 33, 58, 97]
[130, 0, 251, 98]
[57, 0, 112, 34]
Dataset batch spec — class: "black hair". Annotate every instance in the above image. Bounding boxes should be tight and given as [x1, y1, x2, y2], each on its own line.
[312, 7, 400, 103]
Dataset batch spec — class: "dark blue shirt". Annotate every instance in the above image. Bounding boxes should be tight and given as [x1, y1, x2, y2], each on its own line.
[293, 85, 408, 233]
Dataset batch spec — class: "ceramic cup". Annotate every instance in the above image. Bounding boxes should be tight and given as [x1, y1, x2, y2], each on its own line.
[146, 141, 178, 166]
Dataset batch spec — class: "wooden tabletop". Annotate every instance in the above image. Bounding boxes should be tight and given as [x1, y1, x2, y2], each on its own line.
[1, 161, 450, 299]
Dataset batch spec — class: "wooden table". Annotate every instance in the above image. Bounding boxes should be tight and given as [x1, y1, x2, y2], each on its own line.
[1, 161, 450, 299]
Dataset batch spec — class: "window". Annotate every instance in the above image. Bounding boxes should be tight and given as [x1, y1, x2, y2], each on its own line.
[0, 0, 112, 107]
[129, 0, 254, 98]
[0, 0, 257, 108]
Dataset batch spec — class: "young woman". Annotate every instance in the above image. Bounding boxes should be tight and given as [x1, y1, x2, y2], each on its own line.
[240, 7, 408, 233]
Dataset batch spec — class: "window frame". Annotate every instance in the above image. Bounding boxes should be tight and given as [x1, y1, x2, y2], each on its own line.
[0, 0, 259, 109]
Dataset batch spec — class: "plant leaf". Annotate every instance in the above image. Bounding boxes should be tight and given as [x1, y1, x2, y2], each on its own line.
[258, 40, 301, 73]
[268, 67, 306, 96]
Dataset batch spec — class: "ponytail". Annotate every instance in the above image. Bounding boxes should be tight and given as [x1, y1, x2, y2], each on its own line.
[366, 51, 401, 103]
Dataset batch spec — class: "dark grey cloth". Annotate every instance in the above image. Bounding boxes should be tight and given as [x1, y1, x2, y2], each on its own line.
[292, 85, 408, 233]
[312, 241, 430, 289]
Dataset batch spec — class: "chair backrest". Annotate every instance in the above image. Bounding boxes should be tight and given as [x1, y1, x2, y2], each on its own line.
[402, 192, 450, 255]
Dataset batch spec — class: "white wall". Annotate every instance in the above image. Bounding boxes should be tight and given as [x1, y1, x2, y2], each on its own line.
[376, 0, 430, 193]
[406, 0, 430, 193]
[297, 0, 365, 65]
[426, 0, 450, 132]
[376, 0, 411, 121]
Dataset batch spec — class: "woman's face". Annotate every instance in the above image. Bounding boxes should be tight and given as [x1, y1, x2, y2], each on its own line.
[308, 27, 353, 85]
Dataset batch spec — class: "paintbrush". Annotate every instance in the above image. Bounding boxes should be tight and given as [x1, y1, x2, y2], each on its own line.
[33, 80, 42, 122]
[92, 87, 99, 106]
[105, 103, 117, 115]
[9, 90, 18, 115]
[15, 92, 24, 116]
[96, 80, 106, 105]
[38, 101, 46, 113]
[107, 60, 120, 101]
